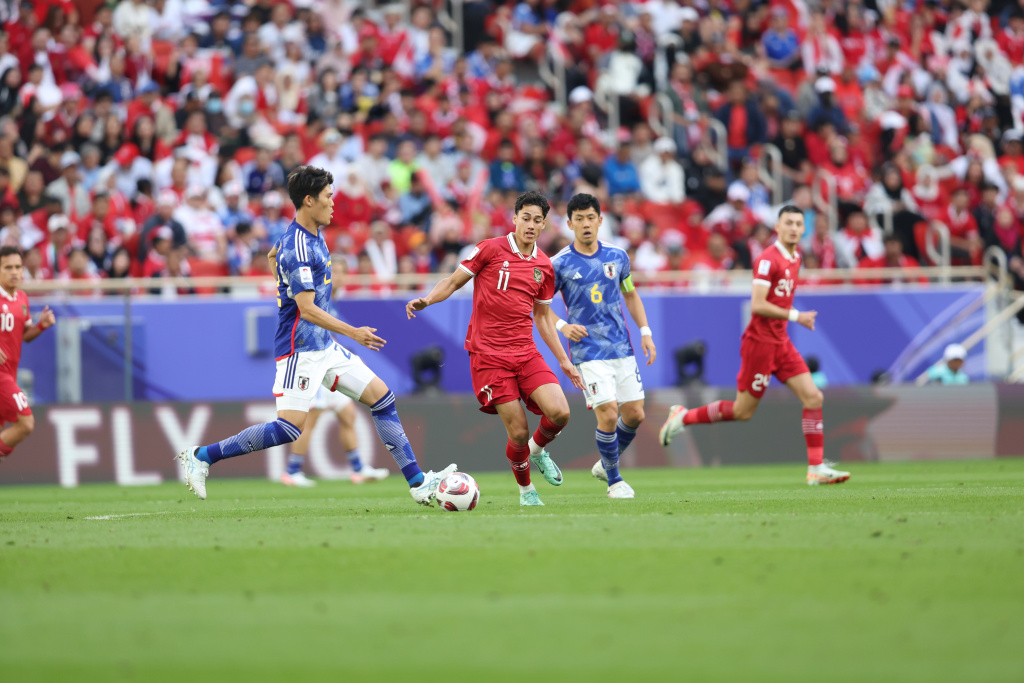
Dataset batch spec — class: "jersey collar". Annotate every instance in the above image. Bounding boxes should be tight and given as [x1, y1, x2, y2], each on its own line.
[773, 241, 799, 262]
[506, 232, 537, 260]
[0, 286, 17, 301]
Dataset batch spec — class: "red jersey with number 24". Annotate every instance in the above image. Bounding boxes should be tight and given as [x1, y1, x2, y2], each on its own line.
[0, 288, 30, 377]
[744, 242, 801, 344]
[459, 233, 555, 356]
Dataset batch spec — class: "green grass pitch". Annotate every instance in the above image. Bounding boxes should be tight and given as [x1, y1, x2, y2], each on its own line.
[1, 460, 1022, 682]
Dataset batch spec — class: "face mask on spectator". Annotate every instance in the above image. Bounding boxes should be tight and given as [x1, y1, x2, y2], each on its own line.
[239, 100, 255, 116]
[207, 98, 223, 114]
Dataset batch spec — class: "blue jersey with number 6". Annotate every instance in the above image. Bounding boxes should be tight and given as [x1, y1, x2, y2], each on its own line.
[274, 221, 333, 359]
[551, 241, 635, 364]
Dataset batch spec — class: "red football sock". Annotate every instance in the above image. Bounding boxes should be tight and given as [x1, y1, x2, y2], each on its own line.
[802, 408, 824, 466]
[506, 439, 531, 486]
[0, 438, 13, 459]
[531, 415, 566, 449]
[683, 400, 735, 425]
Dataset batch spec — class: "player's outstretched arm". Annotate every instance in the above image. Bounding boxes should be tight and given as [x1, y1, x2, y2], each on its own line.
[23, 306, 54, 344]
[622, 289, 657, 365]
[405, 268, 473, 318]
[294, 290, 386, 351]
[751, 283, 817, 330]
[534, 303, 586, 392]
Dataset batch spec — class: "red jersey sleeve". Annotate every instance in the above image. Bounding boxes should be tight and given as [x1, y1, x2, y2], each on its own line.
[752, 254, 775, 288]
[459, 240, 493, 277]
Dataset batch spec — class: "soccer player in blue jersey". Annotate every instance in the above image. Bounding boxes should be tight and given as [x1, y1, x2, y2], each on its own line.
[176, 166, 455, 504]
[548, 193, 657, 499]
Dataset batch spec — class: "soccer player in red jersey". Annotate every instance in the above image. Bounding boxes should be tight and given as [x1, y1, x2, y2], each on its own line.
[406, 191, 586, 505]
[658, 206, 851, 485]
[0, 246, 55, 462]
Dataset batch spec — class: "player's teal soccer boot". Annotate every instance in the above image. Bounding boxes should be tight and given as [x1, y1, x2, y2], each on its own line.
[530, 449, 563, 486]
[520, 489, 545, 506]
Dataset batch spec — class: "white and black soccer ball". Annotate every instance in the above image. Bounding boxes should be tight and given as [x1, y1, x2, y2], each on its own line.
[436, 472, 480, 511]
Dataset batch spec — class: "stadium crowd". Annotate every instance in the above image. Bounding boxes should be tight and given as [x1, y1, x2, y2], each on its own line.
[1, 0, 1024, 296]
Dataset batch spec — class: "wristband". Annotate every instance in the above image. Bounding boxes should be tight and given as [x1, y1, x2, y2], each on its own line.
[640, 326, 652, 337]
[788, 308, 800, 322]
[555, 319, 567, 332]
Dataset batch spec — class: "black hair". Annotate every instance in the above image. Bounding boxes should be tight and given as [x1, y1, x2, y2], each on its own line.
[514, 190, 550, 217]
[0, 245, 22, 262]
[287, 165, 333, 209]
[883, 234, 902, 244]
[778, 205, 803, 219]
[42, 194, 62, 208]
[567, 193, 601, 219]
[806, 356, 820, 373]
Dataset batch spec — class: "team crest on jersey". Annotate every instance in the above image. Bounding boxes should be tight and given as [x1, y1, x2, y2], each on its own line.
[533, 267, 542, 283]
[602, 262, 617, 279]
[298, 376, 309, 391]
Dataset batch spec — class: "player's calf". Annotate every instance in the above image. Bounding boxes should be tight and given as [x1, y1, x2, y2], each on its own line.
[0, 414, 35, 459]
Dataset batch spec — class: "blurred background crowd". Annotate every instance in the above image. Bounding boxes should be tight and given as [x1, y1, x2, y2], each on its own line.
[1, 0, 1023, 296]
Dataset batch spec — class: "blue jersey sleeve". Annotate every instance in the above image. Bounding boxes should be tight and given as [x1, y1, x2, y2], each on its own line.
[278, 247, 315, 300]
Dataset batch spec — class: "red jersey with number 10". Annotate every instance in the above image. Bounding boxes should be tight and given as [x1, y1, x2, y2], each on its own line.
[459, 233, 555, 356]
[0, 288, 30, 378]
[744, 242, 801, 344]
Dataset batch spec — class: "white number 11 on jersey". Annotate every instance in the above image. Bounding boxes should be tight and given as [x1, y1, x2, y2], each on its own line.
[497, 271, 510, 291]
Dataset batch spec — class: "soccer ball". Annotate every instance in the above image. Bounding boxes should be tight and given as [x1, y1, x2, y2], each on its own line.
[436, 472, 480, 511]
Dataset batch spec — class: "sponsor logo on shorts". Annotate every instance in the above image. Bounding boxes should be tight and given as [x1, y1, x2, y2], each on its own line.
[298, 376, 310, 391]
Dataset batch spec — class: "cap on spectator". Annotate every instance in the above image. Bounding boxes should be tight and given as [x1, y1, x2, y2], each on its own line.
[282, 24, 305, 44]
[727, 184, 750, 202]
[322, 128, 343, 145]
[59, 82, 82, 100]
[880, 111, 908, 130]
[814, 77, 836, 94]
[943, 343, 967, 362]
[897, 85, 915, 99]
[784, 109, 803, 122]
[48, 214, 70, 232]
[113, 143, 139, 166]
[569, 86, 593, 105]
[60, 151, 81, 169]
[654, 137, 677, 154]
[157, 189, 178, 207]
[679, 7, 699, 22]
[263, 190, 284, 208]
[185, 184, 206, 199]
[138, 82, 160, 96]
[223, 180, 244, 197]
[857, 64, 881, 84]
[1002, 129, 1024, 144]
[601, 3, 617, 14]
[152, 226, 174, 243]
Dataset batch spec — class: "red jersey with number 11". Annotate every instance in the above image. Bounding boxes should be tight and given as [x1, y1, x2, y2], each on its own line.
[459, 233, 555, 356]
[0, 288, 30, 378]
[744, 242, 801, 344]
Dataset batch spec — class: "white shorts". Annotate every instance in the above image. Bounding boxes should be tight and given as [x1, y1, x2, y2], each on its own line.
[273, 343, 375, 413]
[310, 384, 354, 411]
[577, 357, 645, 409]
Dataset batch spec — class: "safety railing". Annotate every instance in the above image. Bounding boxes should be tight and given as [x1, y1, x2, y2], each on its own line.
[593, 86, 620, 143]
[648, 92, 674, 140]
[705, 118, 728, 172]
[868, 201, 894, 236]
[757, 143, 784, 206]
[437, 0, 463, 52]
[924, 221, 952, 275]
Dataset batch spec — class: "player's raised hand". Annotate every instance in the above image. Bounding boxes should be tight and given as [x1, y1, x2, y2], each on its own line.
[797, 310, 818, 331]
[560, 358, 586, 392]
[353, 327, 386, 351]
[405, 297, 429, 319]
[38, 306, 55, 329]
[560, 323, 588, 342]
[641, 335, 657, 365]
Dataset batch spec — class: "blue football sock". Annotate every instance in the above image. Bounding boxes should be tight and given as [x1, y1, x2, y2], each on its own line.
[347, 449, 363, 472]
[616, 417, 638, 456]
[370, 391, 423, 485]
[596, 429, 622, 485]
[197, 418, 301, 465]
[286, 454, 304, 475]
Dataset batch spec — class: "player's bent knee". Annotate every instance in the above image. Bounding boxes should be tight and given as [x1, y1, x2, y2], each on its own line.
[733, 406, 755, 421]
[624, 405, 645, 425]
[508, 427, 530, 444]
[804, 390, 824, 410]
[549, 407, 570, 425]
[18, 415, 34, 434]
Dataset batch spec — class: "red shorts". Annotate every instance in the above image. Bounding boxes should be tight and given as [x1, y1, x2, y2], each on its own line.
[736, 336, 809, 398]
[469, 351, 559, 416]
[0, 373, 32, 425]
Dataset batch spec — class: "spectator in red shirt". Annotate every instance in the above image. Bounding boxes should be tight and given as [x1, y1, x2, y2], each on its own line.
[857, 235, 926, 285]
[715, 79, 767, 171]
[945, 186, 982, 264]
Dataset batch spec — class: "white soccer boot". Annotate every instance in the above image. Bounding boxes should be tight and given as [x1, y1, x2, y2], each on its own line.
[410, 464, 458, 506]
[607, 480, 635, 499]
[658, 405, 688, 446]
[175, 447, 209, 500]
[351, 465, 390, 484]
[591, 460, 607, 482]
[806, 463, 851, 485]
[281, 471, 317, 487]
